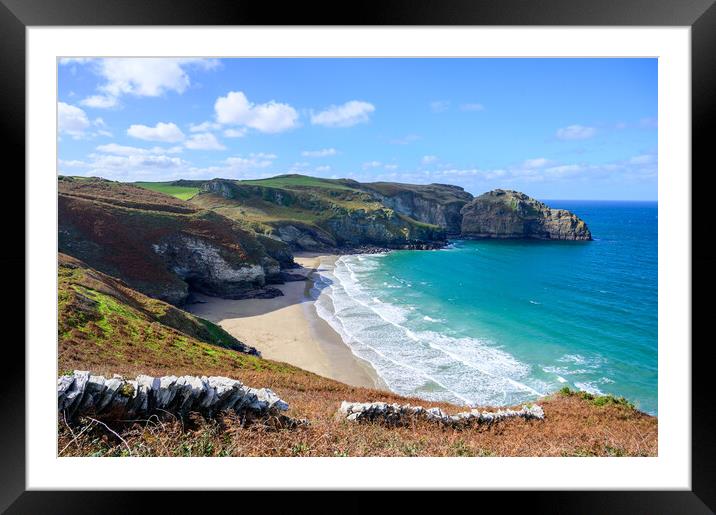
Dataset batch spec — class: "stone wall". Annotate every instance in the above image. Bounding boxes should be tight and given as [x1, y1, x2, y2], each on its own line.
[339, 401, 544, 427]
[58, 370, 295, 422]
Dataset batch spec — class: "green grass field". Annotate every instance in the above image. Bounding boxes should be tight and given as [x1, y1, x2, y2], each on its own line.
[135, 182, 201, 200]
[238, 175, 357, 191]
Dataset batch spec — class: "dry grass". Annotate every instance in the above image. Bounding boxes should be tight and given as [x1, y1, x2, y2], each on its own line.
[58, 352, 658, 457]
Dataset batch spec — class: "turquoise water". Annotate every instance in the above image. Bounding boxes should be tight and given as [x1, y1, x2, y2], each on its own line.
[312, 201, 658, 415]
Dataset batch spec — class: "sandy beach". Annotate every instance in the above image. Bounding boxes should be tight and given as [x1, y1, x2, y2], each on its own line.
[187, 252, 386, 390]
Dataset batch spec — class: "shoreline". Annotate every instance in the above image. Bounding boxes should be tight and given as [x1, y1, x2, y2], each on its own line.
[187, 252, 388, 391]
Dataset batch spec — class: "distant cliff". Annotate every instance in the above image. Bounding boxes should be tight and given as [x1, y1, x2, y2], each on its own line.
[358, 182, 473, 236]
[460, 189, 592, 241]
[191, 176, 447, 251]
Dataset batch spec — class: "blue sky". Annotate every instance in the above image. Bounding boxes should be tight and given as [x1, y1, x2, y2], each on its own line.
[58, 58, 657, 200]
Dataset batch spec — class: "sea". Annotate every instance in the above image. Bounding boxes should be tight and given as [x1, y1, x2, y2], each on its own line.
[311, 201, 658, 415]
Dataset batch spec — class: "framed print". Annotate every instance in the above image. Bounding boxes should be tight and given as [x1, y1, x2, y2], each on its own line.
[2, 0, 713, 511]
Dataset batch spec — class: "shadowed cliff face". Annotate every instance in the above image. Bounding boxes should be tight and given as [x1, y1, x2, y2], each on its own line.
[58, 177, 294, 305]
[460, 189, 592, 241]
[192, 177, 448, 251]
[358, 182, 473, 237]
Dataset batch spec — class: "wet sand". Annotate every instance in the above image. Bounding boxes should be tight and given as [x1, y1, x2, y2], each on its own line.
[187, 253, 386, 390]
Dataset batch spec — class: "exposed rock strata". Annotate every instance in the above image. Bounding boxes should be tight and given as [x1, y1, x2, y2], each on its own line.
[339, 401, 545, 427]
[359, 182, 473, 236]
[151, 234, 280, 299]
[58, 371, 303, 425]
[460, 189, 592, 240]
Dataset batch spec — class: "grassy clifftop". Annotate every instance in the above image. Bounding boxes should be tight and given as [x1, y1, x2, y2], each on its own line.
[135, 181, 202, 201]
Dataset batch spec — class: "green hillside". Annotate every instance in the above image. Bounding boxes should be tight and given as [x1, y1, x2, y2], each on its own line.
[58, 252, 263, 375]
[135, 181, 202, 200]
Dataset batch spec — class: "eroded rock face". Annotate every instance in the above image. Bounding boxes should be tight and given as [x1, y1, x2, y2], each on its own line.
[460, 189, 592, 240]
[58, 370, 296, 422]
[361, 183, 473, 236]
[152, 234, 280, 300]
[339, 401, 544, 427]
[276, 224, 336, 251]
[324, 210, 445, 248]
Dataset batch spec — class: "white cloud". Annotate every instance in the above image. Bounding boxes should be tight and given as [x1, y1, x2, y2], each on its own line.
[80, 95, 118, 109]
[60, 153, 189, 181]
[189, 121, 222, 133]
[223, 128, 247, 138]
[430, 100, 450, 113]
[302, 148, 337, 157]
[77, 58, 218, 109]
[384, 164, 399, 171]
[184, 132, 226, 151]
[556, 125, 597, 140]
[421, 155, 438, 165]
[363, 161, 382, 169]
[522, 158, 550, 169]
[58, 102, 90, 138]
[127, 122, 185, 143]
[215, 91, 298, 133]
[542, 164, 584, 177]
[225, 153, 277, 171]
[460, 103, 485, 112]
[315, 165, 331, 173]
[58, 159, 88, 168]
[99, 58, 217, 97]
[96, 143, 183, 155]
[59, 58, 94, 65]
[629, 154, 655, 165]
[311, 100, 375, 128]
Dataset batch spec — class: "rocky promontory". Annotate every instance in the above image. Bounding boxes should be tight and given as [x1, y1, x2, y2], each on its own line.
[460, 189, 592, 241]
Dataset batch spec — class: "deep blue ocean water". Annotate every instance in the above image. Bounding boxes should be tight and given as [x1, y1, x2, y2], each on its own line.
[313, 201, 658, 414]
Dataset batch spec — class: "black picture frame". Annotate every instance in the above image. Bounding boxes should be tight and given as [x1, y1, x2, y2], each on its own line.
[2, 0, 712, 511]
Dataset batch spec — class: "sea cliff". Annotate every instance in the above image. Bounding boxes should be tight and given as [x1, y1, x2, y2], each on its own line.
[460, 189, 592, 240]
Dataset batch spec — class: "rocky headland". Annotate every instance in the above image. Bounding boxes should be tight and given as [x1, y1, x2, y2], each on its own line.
[460, 189, 592, 240]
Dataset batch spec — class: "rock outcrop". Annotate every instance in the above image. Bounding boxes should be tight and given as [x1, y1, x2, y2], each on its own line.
[359, 182, 473, 236]
[339, 401, 544, 427]
[460, 189, 592, 240]
[58, 371, 303, 425]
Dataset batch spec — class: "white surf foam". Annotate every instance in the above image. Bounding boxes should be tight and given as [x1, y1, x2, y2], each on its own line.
[574, 381, 604, 396]
[311, 254, 545, 407]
